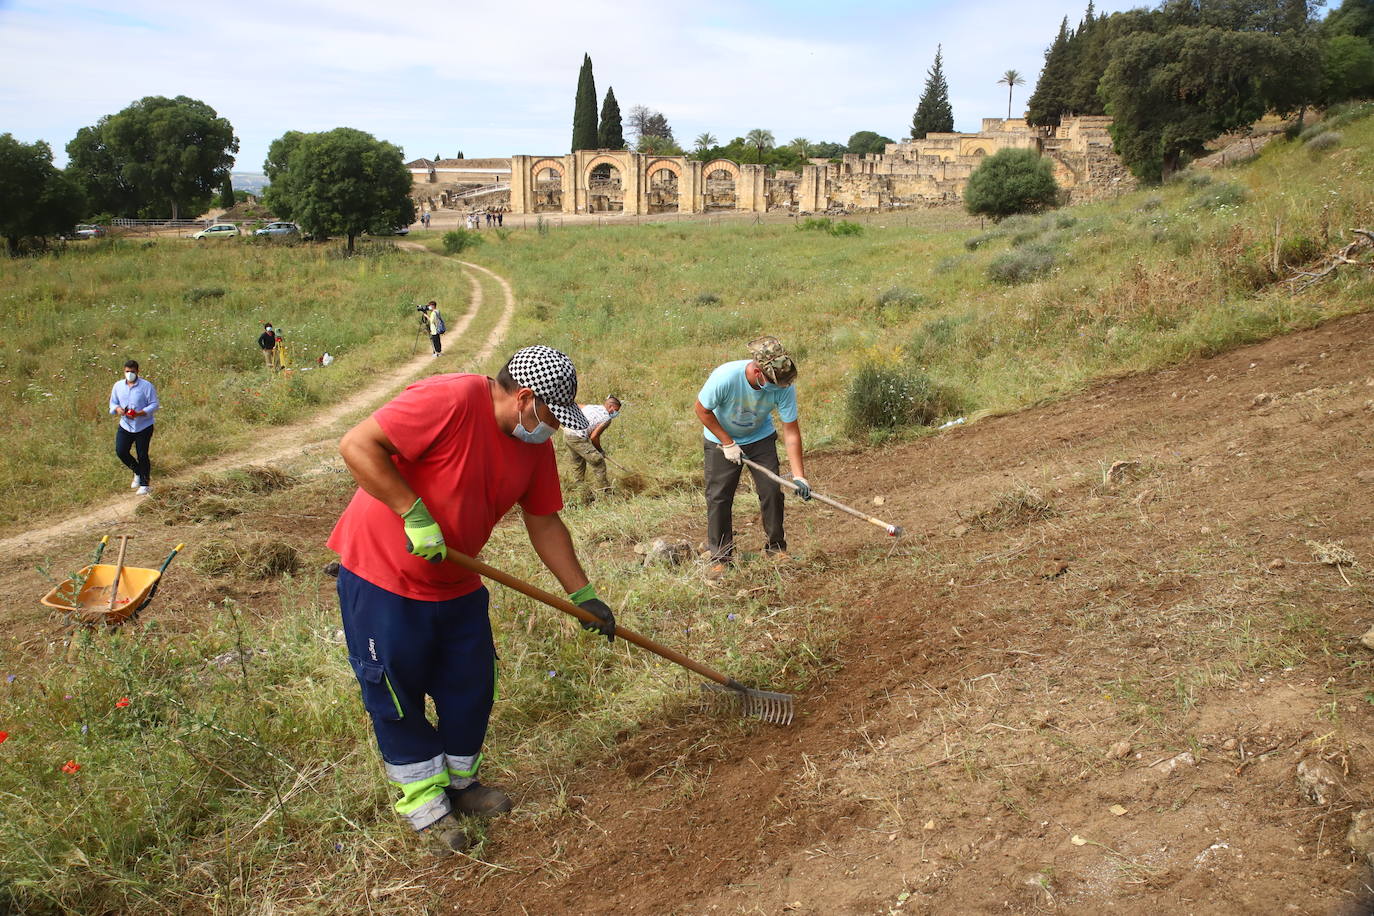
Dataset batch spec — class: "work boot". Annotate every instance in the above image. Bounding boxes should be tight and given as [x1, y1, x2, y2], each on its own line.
[422, 813, 472, 856]
[447, 781, 513, 817]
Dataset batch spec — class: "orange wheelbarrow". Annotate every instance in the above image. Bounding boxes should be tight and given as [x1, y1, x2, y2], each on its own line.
[42, 535, 184, 625]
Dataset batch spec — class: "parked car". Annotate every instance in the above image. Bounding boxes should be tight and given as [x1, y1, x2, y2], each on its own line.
[367, 225, 410, 236]
[65, 224, 105, 240]
[253, 222, 299, 237]
[193, 224, 240, 239]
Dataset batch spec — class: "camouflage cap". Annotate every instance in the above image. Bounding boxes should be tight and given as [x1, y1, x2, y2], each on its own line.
[748, 336, 797, 385]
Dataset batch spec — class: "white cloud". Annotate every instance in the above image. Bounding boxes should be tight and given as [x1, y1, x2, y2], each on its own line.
[0, 0, 1141, 168]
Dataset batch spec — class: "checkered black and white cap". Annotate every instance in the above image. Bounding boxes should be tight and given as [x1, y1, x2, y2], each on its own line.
[506, 345, 589, 430]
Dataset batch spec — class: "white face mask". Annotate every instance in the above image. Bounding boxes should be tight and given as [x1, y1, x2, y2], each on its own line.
[511, 401, 555, 444]
[125, 371, 138, 383]
[265, 326, 273, 334]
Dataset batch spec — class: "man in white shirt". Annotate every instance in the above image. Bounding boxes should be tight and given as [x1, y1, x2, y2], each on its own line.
[561, 395, 621, 501]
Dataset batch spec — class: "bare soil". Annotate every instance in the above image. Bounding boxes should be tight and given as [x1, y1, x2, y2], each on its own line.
[5, 297, 1374, 913]
[429, 311, 1374, 915]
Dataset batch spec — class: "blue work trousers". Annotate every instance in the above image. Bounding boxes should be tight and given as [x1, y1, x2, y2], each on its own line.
[337, 566, 495, 829]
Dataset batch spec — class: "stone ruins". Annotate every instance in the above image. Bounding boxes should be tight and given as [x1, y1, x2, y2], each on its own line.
[408, 116, 1135, 216]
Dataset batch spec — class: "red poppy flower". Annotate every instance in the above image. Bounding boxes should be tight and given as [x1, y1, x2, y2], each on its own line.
[115, 697, 130, 708]
[61, 760, 80, 774]
[0, 731, 8, 744]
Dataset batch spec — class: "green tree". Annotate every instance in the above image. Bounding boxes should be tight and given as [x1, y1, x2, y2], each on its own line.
[1322, 33, 1374, 102]
[744, 128, 775, 162]
[790, 137, 812, 157]
[65, 95, 238, 219]
[0, 134, 87, 254]
[846, 131, 894, 156]
[962, 148, 1059, 219]
[598, 86, 624, 149]
[911, 44, 955, 139]
[571, 54, 598, 152]
[263, 127, 415, 253]
[1027, 18, 1076, 126]
[998, 69, 1026, 119]
[1324, 0, 1374, 42]
[694, 132, 718, 154]
[1100, 25, 1320, 181]
[218, 175, 235, 211]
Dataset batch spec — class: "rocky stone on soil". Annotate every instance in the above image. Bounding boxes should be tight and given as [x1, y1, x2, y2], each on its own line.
[1347, 809, 1374, 866]
[635, 537, 693, 567]
[1296, 757, 1343, 805]
[1152, 751, 1197, 775]
[1107, 740, 1132, 760]
[1252, 392, 1274, 407]
[1267, 558, 1286, 571]
[950, 524, 970, 538]
[1360, 627, 1374, 651]
[1106, 460, 1140, 484]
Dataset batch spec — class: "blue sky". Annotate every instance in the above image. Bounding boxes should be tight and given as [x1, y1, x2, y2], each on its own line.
[0, 0, 1147, 170]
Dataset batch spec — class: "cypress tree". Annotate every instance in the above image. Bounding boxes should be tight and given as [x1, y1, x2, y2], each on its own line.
[911, 45, 955, 139]
[571, 53, 598, 152]
[219, 175, 235, 210]
[1027, 17, 1075, 126]
[598, 86, 624, 149]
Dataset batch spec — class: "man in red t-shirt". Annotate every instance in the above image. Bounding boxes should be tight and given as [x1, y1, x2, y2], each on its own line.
[328, 345, 616, 855]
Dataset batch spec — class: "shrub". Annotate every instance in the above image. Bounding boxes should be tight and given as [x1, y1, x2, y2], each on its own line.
[1305, 131, 1343, 153]
[964, 231, 1000, 251]
[844, 364, 958, 436]
[692, 291, 721, 306]
[1278, 234, 1322, 268]
[184, 287, 226, 303]
[963, 148, 1059, 220]
[798, 217, 833, 232]
[986, 244, 1056, 284]
[873, 286, 927, 325]
[934, 254, 967, 274]
[1137, 195, 1164, 212]
[442, 228, 484, 254]
[1191, 182, 1247, 211]
[830, 220, 864, 236]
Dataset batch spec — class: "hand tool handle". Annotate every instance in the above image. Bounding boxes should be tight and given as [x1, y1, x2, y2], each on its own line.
[444, 551, 736, 689]
[106, 535, 129, 613]
[739, 458, 903, 536]
[141, 543, 185, 611]
[93, 535, 110, 565]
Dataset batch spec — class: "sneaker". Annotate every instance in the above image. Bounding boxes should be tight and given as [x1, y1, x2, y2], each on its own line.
[136, 486, 150, 496]
[421, 813, 472, 856]
[447, 781, 513, 817]
[432, 352, 441, 358]
[131, 475, 141, 489]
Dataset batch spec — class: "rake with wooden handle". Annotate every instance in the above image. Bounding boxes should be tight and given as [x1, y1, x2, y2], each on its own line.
[444, 550, 794, 725]
[739, 458, 903, 537]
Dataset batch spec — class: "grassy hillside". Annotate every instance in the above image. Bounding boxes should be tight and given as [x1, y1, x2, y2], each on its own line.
[0, 239, 465, 527]
[2, 108, 1372, 913]
[455, 110, 1373, 478]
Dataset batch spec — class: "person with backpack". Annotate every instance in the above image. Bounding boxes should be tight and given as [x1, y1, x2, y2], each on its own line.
[426, 301, 446, 357]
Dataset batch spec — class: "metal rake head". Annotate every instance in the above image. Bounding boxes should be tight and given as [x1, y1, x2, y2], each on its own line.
[701, 681, 795, 726]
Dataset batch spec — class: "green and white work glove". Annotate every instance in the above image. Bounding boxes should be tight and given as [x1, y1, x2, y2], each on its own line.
[569, 583, 616, 643]
[792, 477, 812, 501]
[401, 498, 446, 563]
[719, 441, 743, 464]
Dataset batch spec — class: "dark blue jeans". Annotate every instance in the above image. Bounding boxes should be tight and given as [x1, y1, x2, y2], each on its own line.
[115, 424, 154, 486]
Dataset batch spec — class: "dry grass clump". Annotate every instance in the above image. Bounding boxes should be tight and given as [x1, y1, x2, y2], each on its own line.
[192, 535, 300, 579]
[140, 466, 296, 524]
[967, 485, 1057, 531]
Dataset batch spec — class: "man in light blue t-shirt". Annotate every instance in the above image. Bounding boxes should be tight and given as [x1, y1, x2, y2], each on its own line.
[693, 336, 810, 578]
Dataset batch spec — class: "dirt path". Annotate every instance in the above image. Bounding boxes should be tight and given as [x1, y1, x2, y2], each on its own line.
[0, 255, 515, 562]
[429, 311, 1374, 915]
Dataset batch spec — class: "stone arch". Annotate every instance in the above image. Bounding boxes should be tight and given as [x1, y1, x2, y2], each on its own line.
[584, 155, 625, 213]
[646, 160, 681, 214]
[530, 158, 565, 213]
[701, 159, 740, 181]
[702, 159, 739, 211]
[645, 158, 683, 178]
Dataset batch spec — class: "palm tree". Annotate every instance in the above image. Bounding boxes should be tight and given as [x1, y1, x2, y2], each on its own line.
[998, 70, 1026, 120]
[745, 128, 775, 163]
[694, 132, 718, 154]
[790, 137, 812, 158]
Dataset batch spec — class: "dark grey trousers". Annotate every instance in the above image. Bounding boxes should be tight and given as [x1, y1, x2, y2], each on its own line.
[703, 433, 785, 562]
